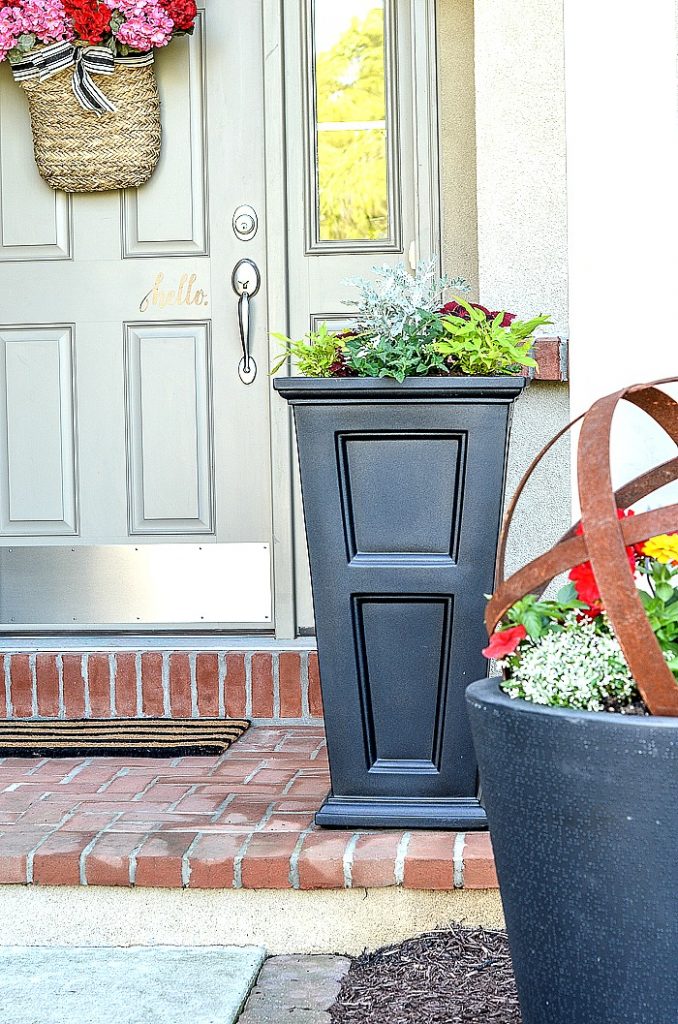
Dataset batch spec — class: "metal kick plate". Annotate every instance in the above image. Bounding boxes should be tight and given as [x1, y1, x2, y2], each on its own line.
[0, 544, 272, 629]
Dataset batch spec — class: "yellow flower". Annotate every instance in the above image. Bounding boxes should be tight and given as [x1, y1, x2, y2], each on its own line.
[641, 534, 678, 564]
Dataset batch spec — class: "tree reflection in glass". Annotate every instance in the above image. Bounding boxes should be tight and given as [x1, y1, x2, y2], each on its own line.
[313, 1, 390, 242]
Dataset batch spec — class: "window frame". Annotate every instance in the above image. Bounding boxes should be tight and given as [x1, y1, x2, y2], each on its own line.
[302, 0, 403, 254]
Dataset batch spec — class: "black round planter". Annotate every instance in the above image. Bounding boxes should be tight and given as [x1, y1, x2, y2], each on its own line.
[466, 678, 678, 1024]
[275, 377, 526, 829]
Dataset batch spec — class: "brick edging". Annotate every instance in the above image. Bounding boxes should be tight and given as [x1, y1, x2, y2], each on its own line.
[2, 824, 498, 891]
[1, 650, 323, 723]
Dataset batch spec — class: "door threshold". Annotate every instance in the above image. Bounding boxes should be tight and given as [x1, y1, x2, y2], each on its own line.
[0, 635, 316, 652]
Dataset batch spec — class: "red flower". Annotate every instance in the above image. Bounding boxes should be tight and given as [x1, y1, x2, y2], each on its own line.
[569, 508, 637, 613]
[439, 301, 516, 328]
[62, 0, 111, 45]
[159, 0, 197, 32]
[569, 562, 603, 615]
[482, 625, 527, 660]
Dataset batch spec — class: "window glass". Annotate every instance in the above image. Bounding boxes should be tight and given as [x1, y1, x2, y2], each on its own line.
[312, 1, 391, 242]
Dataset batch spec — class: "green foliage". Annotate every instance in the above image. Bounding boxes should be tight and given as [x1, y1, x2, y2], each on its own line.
[637, 559, 678, 673]
[497, 558, 678, 713]
[339, 259, 467, 382]
[8, 34, 36, 62]
[501, 619, 638, 712]
[435, 298, 551, 376]
[503, 587, 589, 640]
[272, 263, 552, 383]
[346, 259, 466, 339]
[342, 310, 448, 383]
[271, 323, 342, 378]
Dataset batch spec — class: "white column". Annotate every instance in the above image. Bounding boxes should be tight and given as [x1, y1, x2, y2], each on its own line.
[565, 0, 678, 497]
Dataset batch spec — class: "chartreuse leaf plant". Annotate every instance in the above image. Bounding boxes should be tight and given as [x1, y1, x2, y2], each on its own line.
[272, 259, 551, 383]
[483, 514, 678, 712]
[270, 322, 342, 378]
[435, 297, 550, 376]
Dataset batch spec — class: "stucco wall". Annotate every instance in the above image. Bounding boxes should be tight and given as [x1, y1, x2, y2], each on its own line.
[438, 0, 572, 575]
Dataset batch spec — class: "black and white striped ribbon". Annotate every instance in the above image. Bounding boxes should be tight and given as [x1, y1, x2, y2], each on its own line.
[12, 41, 154, 114]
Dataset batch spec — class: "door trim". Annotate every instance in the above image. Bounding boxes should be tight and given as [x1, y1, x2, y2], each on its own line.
[264, 0, 297, 639]
[411, 0, 442, 273]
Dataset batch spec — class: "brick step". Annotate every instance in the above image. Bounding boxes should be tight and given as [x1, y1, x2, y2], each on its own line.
[0, 651, 323, 723]
[0, 725, 497, 891]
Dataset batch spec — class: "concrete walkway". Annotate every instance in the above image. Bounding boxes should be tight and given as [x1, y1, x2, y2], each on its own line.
[0, 945, 266, 1024]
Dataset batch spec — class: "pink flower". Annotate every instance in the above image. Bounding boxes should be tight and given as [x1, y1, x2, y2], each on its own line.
[0, 0, 72, 58]
[0, 0, 179, 57]
[0, 5, 24, 61]
[17, 0, 72, 44]
[105, 0, 173, 50]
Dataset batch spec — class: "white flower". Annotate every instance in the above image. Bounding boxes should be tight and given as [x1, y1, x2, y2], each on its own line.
[501, 617, 638, 711]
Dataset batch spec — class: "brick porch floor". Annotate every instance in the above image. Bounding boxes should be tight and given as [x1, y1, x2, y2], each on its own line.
[0, 726, 497, 891]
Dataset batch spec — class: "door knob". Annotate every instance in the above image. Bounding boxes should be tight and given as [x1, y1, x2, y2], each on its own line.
[232, 259, 261, 385]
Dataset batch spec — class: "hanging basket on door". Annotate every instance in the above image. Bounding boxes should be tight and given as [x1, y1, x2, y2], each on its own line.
[15, 53, 162, 192]
[0, 0, 198, 193]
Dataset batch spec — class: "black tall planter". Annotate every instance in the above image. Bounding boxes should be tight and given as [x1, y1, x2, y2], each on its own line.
[466, 678, 678, 1024]
[275, 376, 526, 829]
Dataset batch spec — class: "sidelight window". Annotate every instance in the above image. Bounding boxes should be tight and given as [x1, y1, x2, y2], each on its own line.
[307, 0, 400, 251]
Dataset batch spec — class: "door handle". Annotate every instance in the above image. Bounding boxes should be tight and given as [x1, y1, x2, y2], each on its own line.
[232, 259, 261, 385]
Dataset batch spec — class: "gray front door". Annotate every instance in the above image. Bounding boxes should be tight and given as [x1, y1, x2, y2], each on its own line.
[0, 2, 274, 631]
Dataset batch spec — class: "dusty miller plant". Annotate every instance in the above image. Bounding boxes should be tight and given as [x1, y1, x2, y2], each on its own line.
[344, 258, 469, 342]
[338, 259, 471, 381]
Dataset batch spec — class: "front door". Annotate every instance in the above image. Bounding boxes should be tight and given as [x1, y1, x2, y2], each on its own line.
[0, 2, 273, 631]
[0, 0, 441, 636]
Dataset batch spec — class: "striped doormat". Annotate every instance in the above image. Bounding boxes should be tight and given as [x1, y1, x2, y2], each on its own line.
[0, 719, 250, 758]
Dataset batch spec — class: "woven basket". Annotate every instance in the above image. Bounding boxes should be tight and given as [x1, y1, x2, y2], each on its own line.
[19, 62, 162, 192]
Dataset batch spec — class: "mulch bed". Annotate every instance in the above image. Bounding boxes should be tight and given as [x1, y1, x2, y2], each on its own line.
[330, 926, 521, 1024]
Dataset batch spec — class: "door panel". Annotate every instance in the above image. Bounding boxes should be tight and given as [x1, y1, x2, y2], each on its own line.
[0, 328, 76, 535]
[122, 16, 208, 257]
[125, 322, 214, 535]
[0, 80, 72, 260]
[0, 2, 273, 630]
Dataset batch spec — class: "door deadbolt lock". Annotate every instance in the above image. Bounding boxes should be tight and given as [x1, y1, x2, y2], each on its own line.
[233, 205, 258, 240]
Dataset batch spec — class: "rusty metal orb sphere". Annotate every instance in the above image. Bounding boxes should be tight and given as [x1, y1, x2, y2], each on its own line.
[486, 377, 678, 716]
